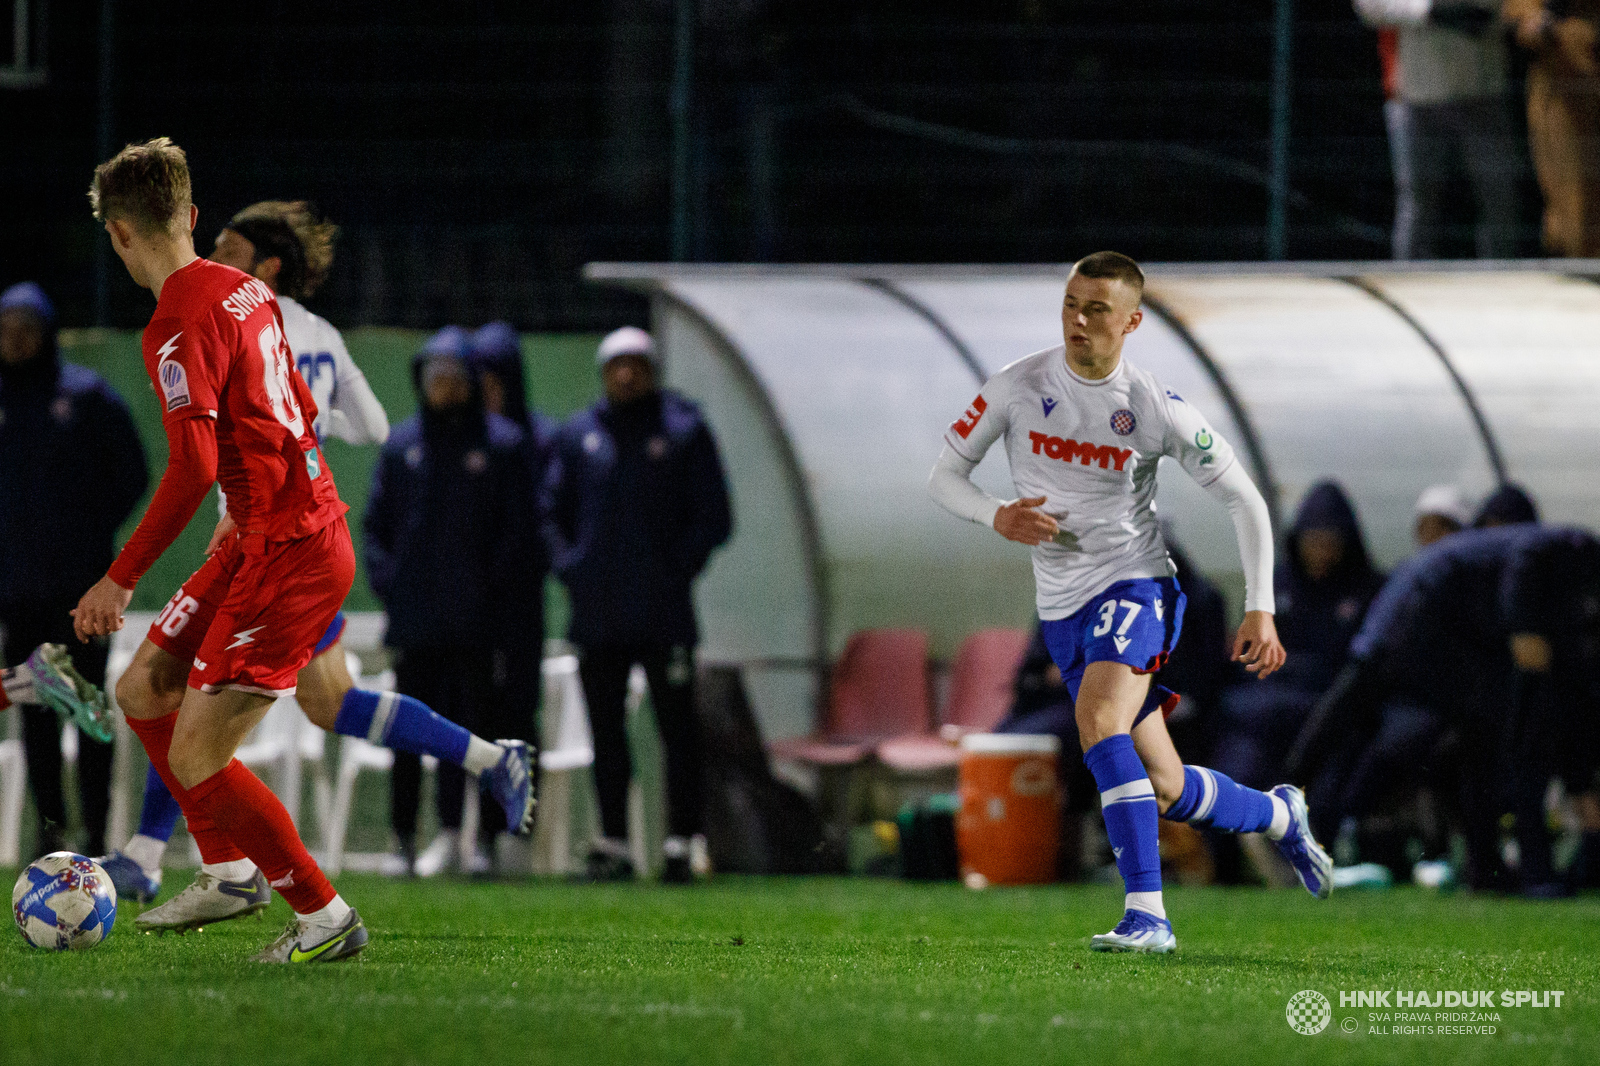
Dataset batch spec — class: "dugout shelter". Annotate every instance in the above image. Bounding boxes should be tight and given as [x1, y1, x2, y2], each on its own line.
[587, 261, 1600, 742]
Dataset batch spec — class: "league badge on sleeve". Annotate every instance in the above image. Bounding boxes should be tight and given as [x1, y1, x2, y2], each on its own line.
[157, 332, 190, 412]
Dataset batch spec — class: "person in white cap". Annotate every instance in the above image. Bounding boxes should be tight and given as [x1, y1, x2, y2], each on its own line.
[1413, 484, 1471, 548]
[547, 326, 732, 884]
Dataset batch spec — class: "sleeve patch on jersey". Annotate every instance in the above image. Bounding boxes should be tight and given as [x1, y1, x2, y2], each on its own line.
[158, 354, 191, 412]
[951, 394, 987, 439]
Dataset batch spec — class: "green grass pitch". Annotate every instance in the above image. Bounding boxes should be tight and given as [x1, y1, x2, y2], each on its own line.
[3, 875, 1596, 1066]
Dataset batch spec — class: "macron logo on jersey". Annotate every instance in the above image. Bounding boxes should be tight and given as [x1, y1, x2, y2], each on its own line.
[156, 333, 189, 412]
[1028, 431, 1134, 471]
[1041, 397, 1057, 417]
[951, 395, 987, 440]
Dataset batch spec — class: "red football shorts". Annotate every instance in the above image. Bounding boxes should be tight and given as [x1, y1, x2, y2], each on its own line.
[147, 516, 356, 697]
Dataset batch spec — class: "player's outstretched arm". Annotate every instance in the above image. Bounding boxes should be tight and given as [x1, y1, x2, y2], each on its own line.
[1199, 460, 1286, 678]
[74, 417, 219, 641]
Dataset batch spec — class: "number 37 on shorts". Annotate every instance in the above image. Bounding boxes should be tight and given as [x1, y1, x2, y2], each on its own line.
[1079, 577, 1186, 673]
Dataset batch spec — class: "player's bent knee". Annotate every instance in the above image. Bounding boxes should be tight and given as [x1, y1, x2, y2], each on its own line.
[296, 685, 341, 731]
[166, 743, 208, 791]
[1074, 702, 1124, 750]
[116, 665, 183, 720]
[113, 670, 149, 718]
[117, 642, 191, 720]
[293, 645, 354, 731]
[1149, 771, 1184, 813]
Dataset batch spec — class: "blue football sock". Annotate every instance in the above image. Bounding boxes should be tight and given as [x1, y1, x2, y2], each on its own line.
[333, 688, 470, 765]
[1163, 765, 1275, 834]
[1083, 734, 1162, 896]
[135, 764, 182, 843]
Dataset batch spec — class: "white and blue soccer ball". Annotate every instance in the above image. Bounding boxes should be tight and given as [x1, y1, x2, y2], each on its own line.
[12, 852, 117, 951]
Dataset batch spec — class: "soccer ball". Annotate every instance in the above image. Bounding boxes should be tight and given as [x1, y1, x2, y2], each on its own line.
[12, 852, 117, 951]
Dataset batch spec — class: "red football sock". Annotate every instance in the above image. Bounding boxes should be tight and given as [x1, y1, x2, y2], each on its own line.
[186, 759, 335, 914]
[124, 712, 245, 864]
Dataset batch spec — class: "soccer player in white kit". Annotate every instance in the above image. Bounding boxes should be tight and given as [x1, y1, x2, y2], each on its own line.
[928, 252, 1332, 952]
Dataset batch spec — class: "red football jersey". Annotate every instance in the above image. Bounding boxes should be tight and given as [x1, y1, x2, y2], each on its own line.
[141, 259, 345, 541]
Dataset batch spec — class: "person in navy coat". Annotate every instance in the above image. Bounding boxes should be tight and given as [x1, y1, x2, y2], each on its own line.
[365, 327, 540, 874]
[0, 281, 147, 856]
[546, 327, 732, 883]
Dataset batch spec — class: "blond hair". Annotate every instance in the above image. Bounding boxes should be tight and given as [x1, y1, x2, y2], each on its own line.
[89, 137, 192, 234]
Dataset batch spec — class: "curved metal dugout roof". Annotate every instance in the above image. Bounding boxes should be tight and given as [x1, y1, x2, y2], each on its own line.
[588, 260, 1600, 740]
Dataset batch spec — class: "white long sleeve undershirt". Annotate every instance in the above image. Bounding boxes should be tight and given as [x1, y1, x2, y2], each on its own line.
[927, 444, 1003, 529]
[1199, 459, 1276, 615]
[926, 443, 1276, 615]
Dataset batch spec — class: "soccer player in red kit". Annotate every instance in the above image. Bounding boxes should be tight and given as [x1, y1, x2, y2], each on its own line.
[74, 138, 366, 962]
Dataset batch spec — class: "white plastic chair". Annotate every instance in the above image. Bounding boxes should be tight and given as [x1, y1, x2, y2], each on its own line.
[320, 667, 400, 876]
[235, 695, 332, 827]
[0, 709, 26, 865]
[104, 614, 156, 851]
[324, 655, 606, 877]
[531, 654, 596, 875]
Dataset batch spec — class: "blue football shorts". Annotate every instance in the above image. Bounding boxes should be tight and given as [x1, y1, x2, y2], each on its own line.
[1040, 576, 1186, 729]
[312, 610, 347, 657]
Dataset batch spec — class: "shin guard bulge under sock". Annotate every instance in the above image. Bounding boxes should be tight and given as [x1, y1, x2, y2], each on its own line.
[1083, 734, 1163, 896]
[124, 712, 245, 864]
[136, 764, 184, 842]
[1163, 765, 1275, 834]
[334, 688, 471, 764]
[185, 759, 335, 913]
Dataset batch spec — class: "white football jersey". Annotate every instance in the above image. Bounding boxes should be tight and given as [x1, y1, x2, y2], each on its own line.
[944, 345, 1236, 619]
[276, 294, 389, 446]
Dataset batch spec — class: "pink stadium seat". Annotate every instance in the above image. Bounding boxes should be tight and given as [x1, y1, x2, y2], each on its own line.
[767, 629, 932, 767]
[876, 627, 1031, 773]
[944, 627, 1033, 731]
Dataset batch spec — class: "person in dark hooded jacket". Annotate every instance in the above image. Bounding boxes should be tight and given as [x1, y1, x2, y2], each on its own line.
[467, 322, 555, 804]
[1289, 523, 1600, 893]
[364, 327, 540, 874]
[467, 322, 557, 462]
[547, 326, 732, 883]
[1474, 483, 1539, 528]
[0, 281, 148, 856]
[1212, 481, 1384, 790]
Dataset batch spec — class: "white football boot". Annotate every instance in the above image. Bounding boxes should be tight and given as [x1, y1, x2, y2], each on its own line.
[1090, 909, 1178, 953]
[134, 870, 271, 933]
[252, 909, 368, 964]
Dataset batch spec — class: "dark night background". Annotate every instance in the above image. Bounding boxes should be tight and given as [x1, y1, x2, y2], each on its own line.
[3, 0, 1539, 331]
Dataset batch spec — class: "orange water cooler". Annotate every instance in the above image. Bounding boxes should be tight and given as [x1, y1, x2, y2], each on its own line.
[955, 733, 1061, 886]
